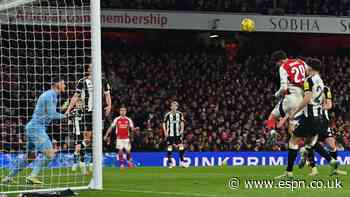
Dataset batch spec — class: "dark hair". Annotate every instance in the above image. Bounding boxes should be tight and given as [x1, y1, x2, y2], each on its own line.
[270, 50, 287, 62]
[307, 58, 322, 71]
[84, 64, 91, 76]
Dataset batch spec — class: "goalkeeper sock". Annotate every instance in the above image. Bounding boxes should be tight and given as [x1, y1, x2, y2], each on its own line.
[9, 158, 28, 177]
[286, 148, 298, 172]
[30, 155, 51, 177]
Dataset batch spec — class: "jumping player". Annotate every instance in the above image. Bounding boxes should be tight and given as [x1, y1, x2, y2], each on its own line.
[267, 51, 307, 132]
[276, 58, 338, 178]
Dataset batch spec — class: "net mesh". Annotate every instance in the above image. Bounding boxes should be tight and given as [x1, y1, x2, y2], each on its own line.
[0, 0, 92, 193]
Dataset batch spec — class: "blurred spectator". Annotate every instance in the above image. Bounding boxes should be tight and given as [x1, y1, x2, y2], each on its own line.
[103, 0, 350, 16]
[2, 43, 350, 152]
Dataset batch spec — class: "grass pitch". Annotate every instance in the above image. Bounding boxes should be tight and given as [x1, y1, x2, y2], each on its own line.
[81, 166, 350, 197]
[2, 166, 350, 197]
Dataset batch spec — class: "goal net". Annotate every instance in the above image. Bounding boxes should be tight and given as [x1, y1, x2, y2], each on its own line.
[0, 0, 102, 194]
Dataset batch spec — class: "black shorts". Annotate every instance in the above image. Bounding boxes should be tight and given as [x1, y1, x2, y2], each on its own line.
[82, 111, 93, 131]
[293, 115, 323, 137]
[167, 136, 183, 146]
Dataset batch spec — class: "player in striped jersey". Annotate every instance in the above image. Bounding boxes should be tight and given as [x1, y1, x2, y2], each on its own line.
[276, 58, 338, 179]
[299, 86, 347, 176]
[66, 64, 112, 173]
[69, 100, 89, 174]
[162, 101, 187, 168]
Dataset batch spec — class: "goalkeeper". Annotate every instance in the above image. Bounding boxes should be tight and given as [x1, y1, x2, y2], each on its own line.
[2, 78, 68, 184]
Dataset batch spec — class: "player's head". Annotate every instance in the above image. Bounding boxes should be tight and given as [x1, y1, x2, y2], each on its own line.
[120, 106, 127, 116]
[270, 50, 287, 66]
[84, 64, 92, 76]
[52, 76, 66, 94]
[170, 101, 178, 112]
[306, 58, 322, 74]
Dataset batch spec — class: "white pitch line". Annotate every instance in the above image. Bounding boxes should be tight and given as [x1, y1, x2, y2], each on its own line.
[109, 189, 219, 197]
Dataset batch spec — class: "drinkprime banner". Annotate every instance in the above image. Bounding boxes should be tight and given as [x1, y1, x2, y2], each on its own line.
[1, 152, 350, 168]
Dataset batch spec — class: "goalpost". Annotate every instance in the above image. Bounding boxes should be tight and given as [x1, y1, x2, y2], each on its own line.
[0, 0, 102, 194]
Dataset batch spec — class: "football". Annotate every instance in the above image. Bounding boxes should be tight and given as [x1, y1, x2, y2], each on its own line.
[241, 18, 256, 32]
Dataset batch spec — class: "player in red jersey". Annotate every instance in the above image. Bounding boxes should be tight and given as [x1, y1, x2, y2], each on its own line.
[104, 107, 135, 168]
[267, 51, 307, 131]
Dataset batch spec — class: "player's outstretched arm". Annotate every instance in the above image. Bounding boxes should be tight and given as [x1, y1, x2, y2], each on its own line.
[104, 124, 114, 141]
[274, 66, 288, 98]
[323, 87, 332, 110]
[103, 80, 112, 116]
[104, 92, 112, 116]
[162, 122, 168, 138]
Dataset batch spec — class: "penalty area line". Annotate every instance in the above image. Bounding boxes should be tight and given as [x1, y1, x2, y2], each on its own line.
[106, 188, 219, 197]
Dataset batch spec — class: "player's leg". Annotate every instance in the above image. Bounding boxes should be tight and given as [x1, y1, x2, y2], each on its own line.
[83, 130, 93, 172]
[166, 137, 175, 168]
[125, 140, 134, 168]
[300, 121, 330, 172]
[324, 135, 348, 175]
[73, 116, 85, 172]
[2, 152, 36, 184]
[275, 136, 300, 179]
[116, 139, 126, 168]
[303, 136, 319, 176]
[275, 116, 305, 179]
[72, 143, 81, 171]
[83, 112, 92, 172]
[2, 125, 37, 183]
[324, 129, 337, 160]
[177, 137, 187, 168]
[267, 98, 288, 146]
[267, 100, 282, 130]
[26, 132, 55, 184]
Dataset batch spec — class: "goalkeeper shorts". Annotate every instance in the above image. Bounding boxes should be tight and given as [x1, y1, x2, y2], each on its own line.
[26, 124, 53, 152]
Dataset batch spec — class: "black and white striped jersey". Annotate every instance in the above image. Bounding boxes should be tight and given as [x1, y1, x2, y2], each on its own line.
[75, 77, 111, 112]
[303, 74, 325, 118]
[163, 111, 184, 137]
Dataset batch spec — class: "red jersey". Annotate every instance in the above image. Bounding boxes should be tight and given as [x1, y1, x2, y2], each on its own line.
[112, 116, 134, 139]
[280, 59, 307, 87]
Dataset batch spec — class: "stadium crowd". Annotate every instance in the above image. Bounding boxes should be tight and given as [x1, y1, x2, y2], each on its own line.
[103, 0, 350, 16]
[1, 47, 350, 152]
[102, 47, 350, 152]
